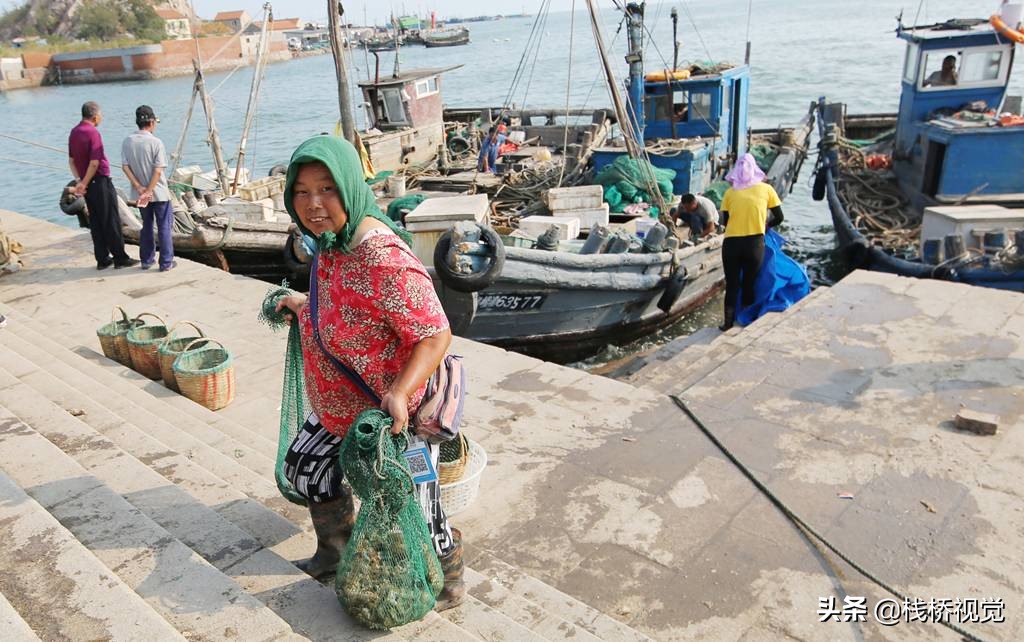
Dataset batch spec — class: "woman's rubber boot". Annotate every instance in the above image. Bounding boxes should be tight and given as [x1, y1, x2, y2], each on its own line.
[294, 490, 355, 579]
[434, 528, 466, 612]
[719, 306, 736, 332]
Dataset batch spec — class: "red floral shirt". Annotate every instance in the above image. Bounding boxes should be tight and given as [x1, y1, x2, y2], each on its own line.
[299, 232, 450, 436]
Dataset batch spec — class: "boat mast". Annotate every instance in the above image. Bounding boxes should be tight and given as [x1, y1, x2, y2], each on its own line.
[232, 3, 273, 195]
[329, 0, 358, 143]
[624, 2, 645, 142]
[191, 44, 230, 194]
[584, 0, 642, 158]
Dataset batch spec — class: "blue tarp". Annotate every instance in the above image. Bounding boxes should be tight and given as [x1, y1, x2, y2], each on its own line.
[736, 229, 811, 326]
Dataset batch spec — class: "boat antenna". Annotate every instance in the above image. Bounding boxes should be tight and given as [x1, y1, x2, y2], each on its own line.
[744, 0, 752, 64]
[670, 7, 679, 71]
[329, 0, 358, 143]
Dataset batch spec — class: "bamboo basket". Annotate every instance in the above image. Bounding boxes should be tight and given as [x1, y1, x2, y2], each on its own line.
[173, 338, 235, 410]
[438, 433, 469, 485]
[96, 306, 142, 367]
[126, 313, 169, 380]
[158, 321, 207, 392]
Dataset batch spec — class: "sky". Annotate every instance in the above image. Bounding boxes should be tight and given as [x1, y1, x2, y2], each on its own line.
[191, 0, 545, 25]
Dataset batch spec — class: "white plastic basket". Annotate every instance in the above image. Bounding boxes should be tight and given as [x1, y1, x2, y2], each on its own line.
[439, 438, 486, 516]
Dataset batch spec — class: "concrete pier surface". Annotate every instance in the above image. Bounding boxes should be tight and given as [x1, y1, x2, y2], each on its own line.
[0, 208, 1022, 641]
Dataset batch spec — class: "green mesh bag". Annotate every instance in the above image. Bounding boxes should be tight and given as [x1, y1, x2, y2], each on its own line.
[336, 409, 443, 629]
[259, 284, 310, 506]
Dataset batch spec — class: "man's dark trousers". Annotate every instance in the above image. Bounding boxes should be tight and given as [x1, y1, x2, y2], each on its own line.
[84, 175, 130, 265]
[140, 201, 174, 269]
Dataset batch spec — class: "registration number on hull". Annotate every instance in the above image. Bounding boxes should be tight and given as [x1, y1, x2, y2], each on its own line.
[478, 293, 547, 312]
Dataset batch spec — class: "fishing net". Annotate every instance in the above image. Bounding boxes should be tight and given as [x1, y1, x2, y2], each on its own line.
[386, 194, 428, 223]
[595, 156, 676, 205]
[702, 180, 731, 209]
[336, 409, 443, 629]
[749, 142, 779, 172]
[259, 283, 310, 506]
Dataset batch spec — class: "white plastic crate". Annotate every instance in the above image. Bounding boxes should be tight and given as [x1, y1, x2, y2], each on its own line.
[517, 215, 581, 241]
[545, 185, 604, 212]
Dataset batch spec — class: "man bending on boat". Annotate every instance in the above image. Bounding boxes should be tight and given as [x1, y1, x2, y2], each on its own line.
[924, 55, 958, 87]
[678, 193, 719, 240]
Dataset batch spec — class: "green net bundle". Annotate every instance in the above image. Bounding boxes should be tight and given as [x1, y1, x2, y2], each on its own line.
[749, 142, 779, 173]
[595, 156, 677, 213]
[259, 284, 310, 506]
[336, 409, 443, 629]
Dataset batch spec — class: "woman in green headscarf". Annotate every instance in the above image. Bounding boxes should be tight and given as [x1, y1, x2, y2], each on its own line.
[275, 135, 465, 610]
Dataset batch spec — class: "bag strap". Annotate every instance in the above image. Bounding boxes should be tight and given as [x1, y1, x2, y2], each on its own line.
[309, 254, 382, 405]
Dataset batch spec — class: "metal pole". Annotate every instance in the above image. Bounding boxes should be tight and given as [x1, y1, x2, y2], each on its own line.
[623, 2, 645, 142]
[329, 0, 358, 143]
[670, 7, 679, 72]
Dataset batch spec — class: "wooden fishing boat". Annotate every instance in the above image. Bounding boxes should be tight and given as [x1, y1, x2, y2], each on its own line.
[422, 28, 470, 48]
[814, 15, 1024, 291]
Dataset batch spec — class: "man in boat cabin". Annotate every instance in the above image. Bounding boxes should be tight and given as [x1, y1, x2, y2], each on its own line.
[69, 101, 137, 270]
[924, 55, 958, 87]
[121, 105, 176, 272]
[678, 193, 720, 239]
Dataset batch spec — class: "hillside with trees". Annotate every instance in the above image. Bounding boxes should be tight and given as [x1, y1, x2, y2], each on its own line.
[0, 0, 196, 44]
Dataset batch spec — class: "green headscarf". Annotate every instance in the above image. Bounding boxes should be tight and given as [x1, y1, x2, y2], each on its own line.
[284, 135, 412, 253]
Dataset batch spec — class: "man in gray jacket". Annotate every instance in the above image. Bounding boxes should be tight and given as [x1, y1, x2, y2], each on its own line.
[122, 105, 176, 271]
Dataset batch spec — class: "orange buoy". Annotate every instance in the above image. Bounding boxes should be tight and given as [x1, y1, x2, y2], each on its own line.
[645, 68, 691, 82]
[990, 14, 1024, 44]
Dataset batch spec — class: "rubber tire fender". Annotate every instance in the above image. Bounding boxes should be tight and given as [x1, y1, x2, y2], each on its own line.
[60, 180, 87, 216]
[657, 269, 688, 314]
[433, 224, 506, 293]
[811, 170, 826, 202]
[840, 237, 871, 269]
[268, 163, 288, 177]
[447, 135, 471, 155]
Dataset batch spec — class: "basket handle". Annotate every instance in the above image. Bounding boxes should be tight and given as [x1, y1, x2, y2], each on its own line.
[111, 306, 130, 324]
[180, 337, 225, 353]
[457, 433, 469, 467]
[164, 321, 205, 343]
[134, 312, 166, 327]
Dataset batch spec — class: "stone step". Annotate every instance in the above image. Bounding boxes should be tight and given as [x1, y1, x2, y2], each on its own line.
[0, 591, 40, 642]
[0, 331, 312, 561]
[470, 551, 653, 642]
[0, 366, 475, 642]
[464, 568, 603, 642]
[0, 304, 279, 476]
[0, 397, 300, 641]
[0, 323, 581, 641]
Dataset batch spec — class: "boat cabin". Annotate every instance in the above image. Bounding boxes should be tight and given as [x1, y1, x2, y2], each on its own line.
[894, 18, 1024, 205]
[592, 63, 751, 198]
[357, 65, 461, 170]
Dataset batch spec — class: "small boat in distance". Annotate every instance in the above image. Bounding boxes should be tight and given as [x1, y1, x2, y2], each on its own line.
[814, 13, 1024, 291]
[423, 27, 470, 48]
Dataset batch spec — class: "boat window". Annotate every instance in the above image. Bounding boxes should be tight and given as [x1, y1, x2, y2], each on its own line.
[673, 90, 688, 120]
[415, 76, 439, 98]
[690, 91, 712, 122]
[961, 50, 1003, 83]
[902, 43, 919, 84]
[382, 88, 407, 123]
[921, 51, 960, 89]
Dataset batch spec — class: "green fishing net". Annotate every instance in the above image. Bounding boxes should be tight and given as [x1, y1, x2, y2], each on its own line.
[702, 180, 730, 209]
[749, 142, 779, 172]
[595, 156, 676, 203]
[259, 283, 310, 506]
[336, 409, 443, 629]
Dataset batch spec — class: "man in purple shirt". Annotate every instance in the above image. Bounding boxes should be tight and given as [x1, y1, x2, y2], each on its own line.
[69, 101, 136, 269]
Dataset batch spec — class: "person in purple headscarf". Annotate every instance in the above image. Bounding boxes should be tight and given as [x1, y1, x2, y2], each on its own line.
[717, 153, 785, 330]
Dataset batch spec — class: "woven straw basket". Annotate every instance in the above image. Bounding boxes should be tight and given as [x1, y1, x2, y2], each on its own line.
[173, 338, 235, 410]
[438, 433, 469, 485]
[158, 321, 207, 392]
[127, 313, 169, 380]
[96, 306, 143, 367]
[439, 438, 486, 517]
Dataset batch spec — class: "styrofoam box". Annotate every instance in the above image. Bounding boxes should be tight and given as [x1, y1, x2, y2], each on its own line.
[545, 185, 604, 212]
[559, 202, 609, 230]
[518, 215, 581, 241]
[920, 205, 1024, 254]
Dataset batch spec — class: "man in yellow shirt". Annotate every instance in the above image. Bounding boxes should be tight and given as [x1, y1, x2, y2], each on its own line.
[718, 154, 785, 330]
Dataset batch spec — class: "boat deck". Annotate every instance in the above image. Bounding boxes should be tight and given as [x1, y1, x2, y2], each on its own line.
[0, 208, 1021, 640]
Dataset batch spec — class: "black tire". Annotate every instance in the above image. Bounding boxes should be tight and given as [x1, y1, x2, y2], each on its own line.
[840, 238, 870, 268]
[268, 163, 288, 177]
[433, 224, 506, 293]
[811, 171, 826, 201]
[60, 180, 86, 216]
[447, 135, 471, 155]
[657, 269, 688, 313]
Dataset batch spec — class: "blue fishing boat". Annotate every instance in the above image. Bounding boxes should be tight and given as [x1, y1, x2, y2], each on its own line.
[815, 13, 1024, 291]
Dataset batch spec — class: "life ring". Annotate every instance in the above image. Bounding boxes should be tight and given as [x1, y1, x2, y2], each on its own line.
[60, 180, 86, 216]
[268, 163, 288, 177]
[991, 14, 1024, 44]
[447, 135, 471, 155]
[433, 223, 506, 293]
[657, 269, 688, 313]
